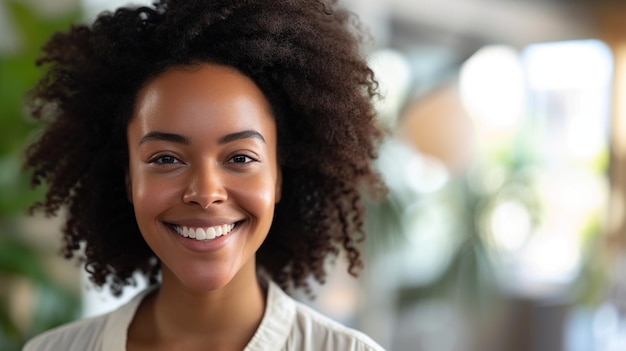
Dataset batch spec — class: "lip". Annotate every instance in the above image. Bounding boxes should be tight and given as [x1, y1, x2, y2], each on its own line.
[164, 221, 242, 253]
[166, 217, 240, 228]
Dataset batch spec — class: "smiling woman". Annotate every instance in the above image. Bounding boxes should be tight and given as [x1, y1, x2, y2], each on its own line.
[127, 64, 281, 295]
[21, 0, 385, 350]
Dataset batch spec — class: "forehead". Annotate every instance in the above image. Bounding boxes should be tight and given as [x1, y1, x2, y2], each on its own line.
[137, 64, 271, 115]
[129, 63, 276, 139]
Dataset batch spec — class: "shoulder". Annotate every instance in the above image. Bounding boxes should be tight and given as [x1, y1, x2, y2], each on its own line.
[22, 313, 109, 351]
[262, 281, 384, 351]
[289, 298, 385, 351]
[22, 286, 154, 351]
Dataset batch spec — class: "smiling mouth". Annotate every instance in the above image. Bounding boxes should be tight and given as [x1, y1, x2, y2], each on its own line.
[170, 223, 237, 241]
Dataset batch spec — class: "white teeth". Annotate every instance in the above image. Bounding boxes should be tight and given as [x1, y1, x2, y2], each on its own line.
[206, 227, 216, 239]
[173, 223, 236, 241]
[196, 228, 207, 240]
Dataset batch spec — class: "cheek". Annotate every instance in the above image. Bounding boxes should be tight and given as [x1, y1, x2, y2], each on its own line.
[235, 177, 278, 222]
[131, 173, 181, 223]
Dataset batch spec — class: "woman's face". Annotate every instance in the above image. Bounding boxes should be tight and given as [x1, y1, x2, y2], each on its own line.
[126, 64, 281, 292]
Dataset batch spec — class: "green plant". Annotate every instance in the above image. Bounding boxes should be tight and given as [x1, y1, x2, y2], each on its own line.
[0, 1, 82, 349]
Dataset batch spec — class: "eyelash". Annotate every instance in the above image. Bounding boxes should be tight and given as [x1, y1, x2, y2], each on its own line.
[148, 154, 258, 165]
[228, 155, 257, 164]
[149, 155, 180, 165]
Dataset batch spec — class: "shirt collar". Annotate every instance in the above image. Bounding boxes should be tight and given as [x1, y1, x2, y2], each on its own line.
[101, 281, 295, 351]
[244, 281, 295, 350]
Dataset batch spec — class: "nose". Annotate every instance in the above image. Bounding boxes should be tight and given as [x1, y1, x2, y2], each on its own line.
[182, 164, 227, 208]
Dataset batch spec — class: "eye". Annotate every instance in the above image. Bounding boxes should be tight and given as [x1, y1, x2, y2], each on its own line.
[149, 155, 181, 165]
[228, 155, 255, 164]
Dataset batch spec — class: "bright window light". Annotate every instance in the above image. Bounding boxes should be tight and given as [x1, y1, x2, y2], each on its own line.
[459, 45, 526, 130]
[523, 40, 612, 160]
[524, 40, 613, 91]
[463, 40, 612, 291]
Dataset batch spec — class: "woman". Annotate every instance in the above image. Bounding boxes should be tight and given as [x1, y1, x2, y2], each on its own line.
[23, 0, 385, 350]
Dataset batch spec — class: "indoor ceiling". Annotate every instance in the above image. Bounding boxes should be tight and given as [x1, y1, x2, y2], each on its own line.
[342, 0, 600, 102]
[344, 0, 596, 50]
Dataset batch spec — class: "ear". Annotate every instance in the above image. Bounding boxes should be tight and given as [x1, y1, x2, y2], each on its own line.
[125, 170, 133, 204]
[274, 167, 282, 203]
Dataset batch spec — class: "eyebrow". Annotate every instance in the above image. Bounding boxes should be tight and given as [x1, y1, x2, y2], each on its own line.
[218, 130, 265, 144]
[139, 130, 265, 145]
[139, 132, 190, 145]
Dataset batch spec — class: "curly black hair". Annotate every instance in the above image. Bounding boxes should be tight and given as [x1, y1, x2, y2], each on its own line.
[24, 0, 384, 296]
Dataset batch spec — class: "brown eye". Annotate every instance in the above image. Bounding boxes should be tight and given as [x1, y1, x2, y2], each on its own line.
[150, 155, 180, 164]
[229, 155, 253, 164]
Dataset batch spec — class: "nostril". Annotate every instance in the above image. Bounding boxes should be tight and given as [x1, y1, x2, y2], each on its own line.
[182, 168, 228, 207]
[182, 188, 227, 208]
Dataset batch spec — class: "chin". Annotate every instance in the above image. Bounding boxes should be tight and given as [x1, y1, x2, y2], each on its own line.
[170, 263, 247, 292]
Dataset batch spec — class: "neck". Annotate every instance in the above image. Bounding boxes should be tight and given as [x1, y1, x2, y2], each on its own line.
[130, 261, 266, 350]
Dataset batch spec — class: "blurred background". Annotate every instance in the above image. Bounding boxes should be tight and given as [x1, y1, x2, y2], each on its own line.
[1, 0, 625, 350]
